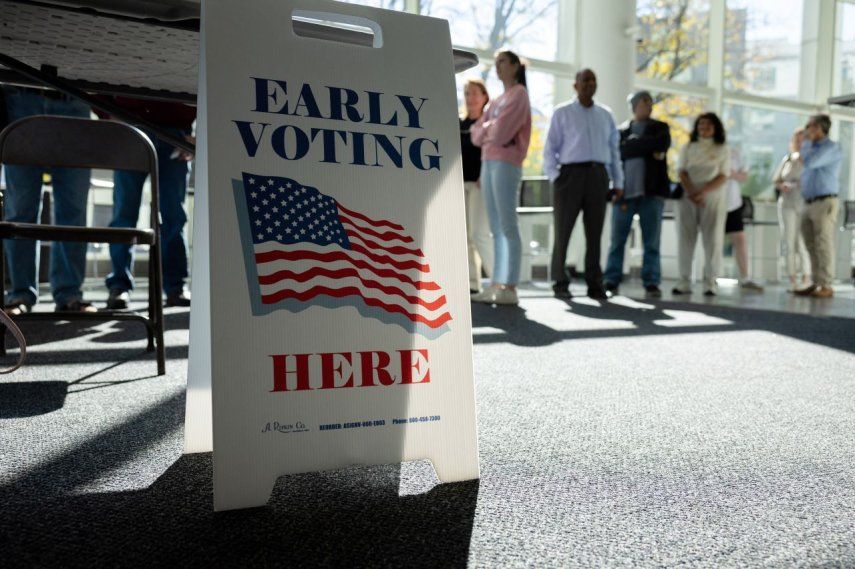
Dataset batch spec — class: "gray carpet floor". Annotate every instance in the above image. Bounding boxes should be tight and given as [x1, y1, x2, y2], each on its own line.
[1, 288, 854, 567]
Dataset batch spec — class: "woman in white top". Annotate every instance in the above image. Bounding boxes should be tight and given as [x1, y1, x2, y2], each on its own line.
[772, 128, 810, 290]
[674, 113, 731, 296]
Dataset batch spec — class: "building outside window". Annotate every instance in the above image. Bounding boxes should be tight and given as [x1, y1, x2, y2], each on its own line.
[724, 0, 805, 100]
[834, 0, 855, 96]
[723, 105, 808, 200]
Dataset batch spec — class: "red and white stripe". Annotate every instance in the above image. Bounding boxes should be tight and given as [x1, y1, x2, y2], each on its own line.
[253, 204, 451, 329]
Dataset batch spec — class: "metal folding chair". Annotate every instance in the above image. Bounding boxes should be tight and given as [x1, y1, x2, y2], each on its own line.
[0, 115, 165, 375]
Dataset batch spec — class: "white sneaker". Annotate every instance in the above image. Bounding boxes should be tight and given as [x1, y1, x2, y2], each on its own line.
[471, 288, 496, 303]
[492, 288, 518, 306]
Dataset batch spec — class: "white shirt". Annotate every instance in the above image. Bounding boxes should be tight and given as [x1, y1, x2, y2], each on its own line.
[773, 152, 804, 210]
[542, 99, 623, 186]
[725, 148, 744, 213]
[678, 139, 730, 189]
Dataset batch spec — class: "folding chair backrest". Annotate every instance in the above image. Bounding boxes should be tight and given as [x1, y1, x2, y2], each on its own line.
[0, 115, 156, 178]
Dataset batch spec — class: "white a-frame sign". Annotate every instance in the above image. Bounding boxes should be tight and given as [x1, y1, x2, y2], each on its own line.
[184, 0, 479, 511]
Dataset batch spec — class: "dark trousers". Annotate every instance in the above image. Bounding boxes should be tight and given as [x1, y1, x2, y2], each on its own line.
[550, 163, 609, 289]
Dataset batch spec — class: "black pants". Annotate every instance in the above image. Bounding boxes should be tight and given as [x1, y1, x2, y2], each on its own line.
[550, 163, 609, 288]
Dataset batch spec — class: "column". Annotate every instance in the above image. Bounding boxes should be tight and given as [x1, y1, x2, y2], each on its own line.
[576, 0, 637, 123]
[565, 0, 636, 281]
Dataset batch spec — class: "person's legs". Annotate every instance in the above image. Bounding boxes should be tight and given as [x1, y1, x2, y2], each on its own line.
[550, 167, 583, 289]
[105, 169, 146, 293]
[801, 206, 818, 286]
[794, 218, 810, 283]
[481, 161, 506, 285]
[154, 134, 190, 296]
[675, 197, 698, 292]
[779, 200, 798, 285]
[637, 196, 664, 287]
[491, 160, 522, 286]
[729, 230, 749, 280]
[2, 87, 47, 307]
[42, 95, 93, 308]
[464, 182, 482, 291]
[581, 166, 608, 292]
[811, 198, 839, 288]
[49, 165, 91, 306]
[603, 198, 637, 287]
[469, 182, 493, 281]
[2, 164, 43, 306]
[700, 190, 726, 293]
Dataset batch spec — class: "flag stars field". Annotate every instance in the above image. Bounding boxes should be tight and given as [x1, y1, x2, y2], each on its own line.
[238, 172, 452, 330]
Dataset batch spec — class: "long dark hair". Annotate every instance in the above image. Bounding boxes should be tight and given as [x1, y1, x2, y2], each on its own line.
[495, 49, 527, 88]
[690, 112, 726, 144]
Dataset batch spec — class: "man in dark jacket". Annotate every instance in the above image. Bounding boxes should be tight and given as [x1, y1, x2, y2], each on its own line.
[603, 91, 671, 297]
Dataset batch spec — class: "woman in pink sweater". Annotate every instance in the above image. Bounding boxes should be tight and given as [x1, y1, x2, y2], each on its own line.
[470, 50, 532, 306]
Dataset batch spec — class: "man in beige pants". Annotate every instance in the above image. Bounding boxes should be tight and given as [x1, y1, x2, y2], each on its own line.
[795, 114, 842, 299]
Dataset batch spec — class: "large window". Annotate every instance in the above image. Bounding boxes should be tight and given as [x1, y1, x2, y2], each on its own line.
[636, 0, 710, 86]
[338, 0, 405, 9]
[723, 105, 808, 199]
[425, 0, 560, 62]
[834, 1, 855, 96]
[837, 120, 854, 200]
[724, 0, 805, 100]
[650, 93, 708, 179]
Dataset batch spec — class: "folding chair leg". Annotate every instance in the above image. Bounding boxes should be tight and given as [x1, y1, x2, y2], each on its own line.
[151, 242, 166, 376]
[1, 198, 6, 357]
[156, 329, 165, 375]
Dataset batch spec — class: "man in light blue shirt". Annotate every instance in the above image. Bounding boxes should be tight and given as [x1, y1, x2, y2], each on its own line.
[543, 68, 623, 299]
[796, 114, 842, 298]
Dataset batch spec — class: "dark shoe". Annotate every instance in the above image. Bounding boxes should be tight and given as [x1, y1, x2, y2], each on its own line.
[55, 299, 97, 313]
[604, 282, 619, 295]
[810, 285, 834, 298]
[553, 283, 572, 299]
[703, 290, 716, 297]
[794, 284, 817, 297]
[106, 289, 130, 310]
[4, 299, 33, 316]
[644, 284, 662, 298]
[588, 287, 608, 300]
[672, 287, 689, 295]
[166, 290, 191, 307]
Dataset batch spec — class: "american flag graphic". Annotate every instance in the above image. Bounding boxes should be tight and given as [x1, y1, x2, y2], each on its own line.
[234, 172, 451, 334]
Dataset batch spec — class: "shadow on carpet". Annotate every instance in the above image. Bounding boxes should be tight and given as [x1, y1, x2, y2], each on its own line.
[1, 453, 478, 568]
[471, 298, 855, 354]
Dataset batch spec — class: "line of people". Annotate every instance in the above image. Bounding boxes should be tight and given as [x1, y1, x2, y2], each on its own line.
[460, 57, 844, 304]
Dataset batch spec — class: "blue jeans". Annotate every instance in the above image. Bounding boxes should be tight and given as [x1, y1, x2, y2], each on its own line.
[105, 127, 189, 295]
[603, 196, 664, 287]
[2, 88, 91, 306]
[481, 160, 522, 285]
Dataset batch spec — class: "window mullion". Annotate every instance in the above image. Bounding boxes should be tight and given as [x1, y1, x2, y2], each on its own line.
[707, 0, 726, 114]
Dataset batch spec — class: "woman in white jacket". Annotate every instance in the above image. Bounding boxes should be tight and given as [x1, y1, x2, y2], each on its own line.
[773, 129, 810, 290]
[674, 113, 730, 296]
